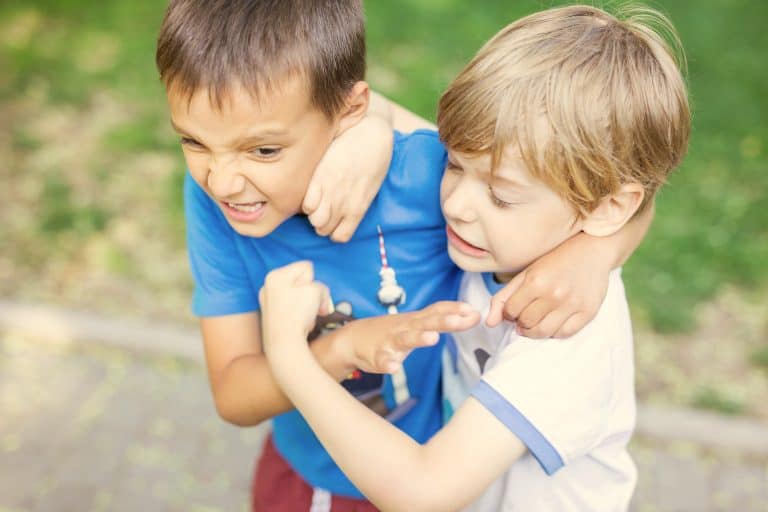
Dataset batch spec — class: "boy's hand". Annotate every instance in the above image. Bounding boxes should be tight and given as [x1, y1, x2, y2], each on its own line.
[486, 238, 611, 339]
[338, 302, 480, 374]
[303, 116, 393, 243]
[259, 262, 333, 356]
[487, 203, 653, 339]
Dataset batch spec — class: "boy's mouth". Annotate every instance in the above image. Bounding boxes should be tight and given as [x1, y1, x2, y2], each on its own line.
[221, 200, 267, 222]
[446, 225, 488, 257]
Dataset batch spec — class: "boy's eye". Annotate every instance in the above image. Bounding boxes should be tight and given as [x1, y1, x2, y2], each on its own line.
[180, 137, 204, 149]
[489, 186, 515, 209]
[251, 147, 282, 158]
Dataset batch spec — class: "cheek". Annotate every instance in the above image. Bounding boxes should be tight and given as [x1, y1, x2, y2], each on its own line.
[263, 158, 314, 210]
[440, 173, 457, 206]
[183, 152, 209, 183]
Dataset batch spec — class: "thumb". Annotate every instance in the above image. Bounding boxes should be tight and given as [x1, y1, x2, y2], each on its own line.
[486, 270, 525, 327]
[281, 260, 314, 286]
[315, 283, 334, 316]
[302, 180, 322, 215]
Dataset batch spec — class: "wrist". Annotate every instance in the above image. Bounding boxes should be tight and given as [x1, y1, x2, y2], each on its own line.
[264, 327, 307, 360]
[271, 341, 315, 388]
[572, 231, 617, 270]
[328, 326, 359, 376]
[268, 331, 310, 373]
[308, 326, 358, 381]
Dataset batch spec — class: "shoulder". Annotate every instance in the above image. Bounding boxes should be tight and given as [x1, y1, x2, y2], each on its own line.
[479, 270, 633, 419]
[184, 171, 207, 202]
[501, 270, 629, 363]
[583, 269, 631, 340]
[390, 129, 447, 178]
[395, 128, 443, 149]
[472, 271, 635, 469]
[184, 173, 218, 220]
[183, 173, 237, 242]
[394, 128, 445, 157]
[373, 129, 447, 222]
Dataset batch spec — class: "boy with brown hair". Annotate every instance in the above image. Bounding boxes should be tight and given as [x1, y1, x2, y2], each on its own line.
[156, 1, 653, 509]
[260, 4, 689, 511]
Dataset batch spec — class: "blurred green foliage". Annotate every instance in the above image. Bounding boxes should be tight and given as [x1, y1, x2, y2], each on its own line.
[1, 0, 766, 334]
[751, 346, 768, 372]
[691, 385, 745, 416]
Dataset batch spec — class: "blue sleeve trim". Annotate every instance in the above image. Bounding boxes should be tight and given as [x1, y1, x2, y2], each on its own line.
[471, 380, 565, 475]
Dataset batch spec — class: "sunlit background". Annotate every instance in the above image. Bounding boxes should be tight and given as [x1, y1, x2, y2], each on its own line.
[1, 1, 766, 510]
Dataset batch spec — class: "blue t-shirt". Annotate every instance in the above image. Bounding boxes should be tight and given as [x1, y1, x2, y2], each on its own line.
[185, 129, 462, 497]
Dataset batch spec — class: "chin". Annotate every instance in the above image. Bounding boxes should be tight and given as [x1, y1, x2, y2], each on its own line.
[227, 215, 284, 238]
[446, 246, 496, 273]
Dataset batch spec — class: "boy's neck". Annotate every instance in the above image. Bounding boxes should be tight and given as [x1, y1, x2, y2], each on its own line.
[492, 271, 518, 284]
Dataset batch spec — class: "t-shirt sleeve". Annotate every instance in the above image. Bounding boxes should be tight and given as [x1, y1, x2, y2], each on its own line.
[184, 173, 262, 316]
[470, 324, 615, 476]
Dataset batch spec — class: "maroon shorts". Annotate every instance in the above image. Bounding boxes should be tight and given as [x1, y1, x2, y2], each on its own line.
[251, 434, 379, 512]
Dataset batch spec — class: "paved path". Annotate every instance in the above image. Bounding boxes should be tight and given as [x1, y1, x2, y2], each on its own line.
[1, 331, 766, 511]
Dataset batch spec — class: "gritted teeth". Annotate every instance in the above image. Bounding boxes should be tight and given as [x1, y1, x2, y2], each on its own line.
[226, 201, 265, 213]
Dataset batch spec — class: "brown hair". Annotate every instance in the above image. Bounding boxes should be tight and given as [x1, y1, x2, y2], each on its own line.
[156, 0, 366, 117]
[438, 4, 690, 215]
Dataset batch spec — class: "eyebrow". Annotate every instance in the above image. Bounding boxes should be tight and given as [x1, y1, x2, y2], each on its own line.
[169, 120, 289, 144]
[490, 174, 529, 190]
[169, 120, 194, 136]
[449, 151, 531, 190]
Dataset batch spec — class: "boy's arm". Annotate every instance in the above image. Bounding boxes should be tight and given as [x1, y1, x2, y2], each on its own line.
[303, 92, 435, 242]
[276, 352, 523, 512]
[200, 312, 352, 425]
[378, 91, 436, 132]
[367, 90, 436, 131]
[201, 300, 478, 426]
[260, 262, 525, 512]
[488, 200, 655, 338]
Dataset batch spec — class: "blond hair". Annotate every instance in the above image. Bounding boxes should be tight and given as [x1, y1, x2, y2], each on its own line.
[437, 4, 690, 215]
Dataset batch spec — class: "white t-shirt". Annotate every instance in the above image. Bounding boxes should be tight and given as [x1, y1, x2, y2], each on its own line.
[443, 270, 637, 511]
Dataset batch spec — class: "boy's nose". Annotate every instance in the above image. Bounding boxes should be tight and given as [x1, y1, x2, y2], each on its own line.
[207, 154, 246, 198]
[442, 178, 479, 224]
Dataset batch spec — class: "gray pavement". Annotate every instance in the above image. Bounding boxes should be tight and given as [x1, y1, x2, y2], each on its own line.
[1, 332, 265, 511]
[1, 329, 767, 511]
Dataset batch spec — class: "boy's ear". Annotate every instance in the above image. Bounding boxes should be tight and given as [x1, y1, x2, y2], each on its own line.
[582, 183, 645, 237]
[335, 81, 370, 135]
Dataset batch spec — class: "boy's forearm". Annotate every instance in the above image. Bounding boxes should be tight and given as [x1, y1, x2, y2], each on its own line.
[369, 90, 436, 132]
[570, 198, 655, 270]
[270, 344, 443, 512]
[210, 330, 357, 426]
[614, 198, 655, 266]
[267, 319, 522, 512]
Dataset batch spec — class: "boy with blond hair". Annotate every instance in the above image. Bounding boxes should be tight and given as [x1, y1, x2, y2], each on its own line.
[260, 4, 690, 511]
[157, 1, 654, 509]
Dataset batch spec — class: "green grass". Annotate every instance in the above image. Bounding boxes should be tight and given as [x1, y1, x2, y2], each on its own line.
[690, 386, 745, 416]
[2, 0, 767, 332]
[750, 346, 768, 372]
[37, 176, 110, 235]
